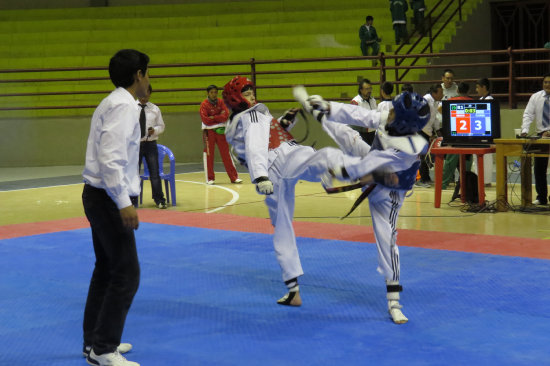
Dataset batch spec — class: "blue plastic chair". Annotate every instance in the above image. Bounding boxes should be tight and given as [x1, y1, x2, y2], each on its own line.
[140, 144, 176, 206]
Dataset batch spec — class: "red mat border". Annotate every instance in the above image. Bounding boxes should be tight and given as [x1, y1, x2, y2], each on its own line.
[1, 209, 549, 260]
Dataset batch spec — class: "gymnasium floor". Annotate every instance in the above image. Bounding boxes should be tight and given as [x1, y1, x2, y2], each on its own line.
[1, 164, 549, 365]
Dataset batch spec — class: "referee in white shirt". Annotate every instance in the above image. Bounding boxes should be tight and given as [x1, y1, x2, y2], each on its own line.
[138, 85, 167, 209]
[350, 79, 378, 144]
[520, 73, 550, 205]
[81, 49, 149, 366]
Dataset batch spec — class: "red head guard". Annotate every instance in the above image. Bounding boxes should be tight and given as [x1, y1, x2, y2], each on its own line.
[223, 76, 254, 112]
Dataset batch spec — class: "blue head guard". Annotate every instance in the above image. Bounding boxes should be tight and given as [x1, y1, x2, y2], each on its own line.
[386, 91, 431, 136]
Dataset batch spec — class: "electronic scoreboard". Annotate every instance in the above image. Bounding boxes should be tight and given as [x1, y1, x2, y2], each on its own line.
[441, 100, 500, 146]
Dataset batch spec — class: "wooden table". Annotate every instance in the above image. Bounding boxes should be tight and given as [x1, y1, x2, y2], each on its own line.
[494, 138, 550, 211]
[431, 145, 496, 208]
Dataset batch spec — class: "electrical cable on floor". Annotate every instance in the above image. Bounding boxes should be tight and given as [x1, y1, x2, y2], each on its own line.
[440, 154, 550, 215]
[502, 155, 550, 214]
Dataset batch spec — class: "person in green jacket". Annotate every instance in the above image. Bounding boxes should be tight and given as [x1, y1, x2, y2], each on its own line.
[410, 0, 426, 35]
[359, 15, 381, 56]
[390, 0, 408, 45]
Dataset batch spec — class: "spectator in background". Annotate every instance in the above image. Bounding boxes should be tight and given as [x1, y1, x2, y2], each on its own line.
[199, 84, 242, 185]
[376, 81, 394, 130]
[390, 0, 409, 45]
[416, 83, 443, 187]
[401, 83, 414, 93]
[441, 82, 474, 189]
[359, 15, 381, 56]
[451, 82, 471, 100]
[520, 73, 550, 204]
[377, 81, 394, 117]
[351, 78, 378, 144]
[410, 0, 426, 35]
[441, 69, 459, 100]
[476, 78, 494, 187]
[138, 85, 168, 209]
[476, 78, 492, 100]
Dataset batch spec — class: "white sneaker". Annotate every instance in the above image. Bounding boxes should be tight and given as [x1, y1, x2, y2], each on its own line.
[207, 180, 215, 185]
[83, 343, 132, 358]
[388, 300, 408, 324]
[414, 181, 430, 188]
[232, 178, 243, 184]
[87, 349, 139, 366]
[533, 199, 547, 205]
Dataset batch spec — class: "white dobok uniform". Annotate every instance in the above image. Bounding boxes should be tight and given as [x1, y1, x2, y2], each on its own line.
[225, 103, 364, 282]
[322, 102, 427, 282]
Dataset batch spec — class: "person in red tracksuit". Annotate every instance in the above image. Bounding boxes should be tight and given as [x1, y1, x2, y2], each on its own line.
[199, 85, 241, 185]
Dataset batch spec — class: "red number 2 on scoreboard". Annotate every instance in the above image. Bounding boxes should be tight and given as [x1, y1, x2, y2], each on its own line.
[457, 117, 471, 133]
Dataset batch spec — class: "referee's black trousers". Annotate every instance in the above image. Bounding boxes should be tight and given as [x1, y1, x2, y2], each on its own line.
[139, 140, 165, 205]
[82, 184, 140, 355]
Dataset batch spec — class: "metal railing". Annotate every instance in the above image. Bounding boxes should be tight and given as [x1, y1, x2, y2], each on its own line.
[0, 47, 549, 112]
[394, 0, 468, 81]
[396, 0, 466, 55]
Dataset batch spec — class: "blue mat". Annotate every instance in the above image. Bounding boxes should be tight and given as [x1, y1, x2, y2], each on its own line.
[0, 223, 549, 366]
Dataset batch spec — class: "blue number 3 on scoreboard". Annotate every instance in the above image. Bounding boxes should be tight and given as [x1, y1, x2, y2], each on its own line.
[472, 118, 485, 133]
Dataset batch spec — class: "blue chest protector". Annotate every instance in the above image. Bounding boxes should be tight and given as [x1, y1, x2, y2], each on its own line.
[370, 134, 421, 191]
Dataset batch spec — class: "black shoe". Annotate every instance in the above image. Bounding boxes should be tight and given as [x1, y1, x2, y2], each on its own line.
[156, 201, 167, 209]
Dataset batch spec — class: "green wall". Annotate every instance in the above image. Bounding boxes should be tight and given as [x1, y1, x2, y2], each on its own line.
[0, 107, 527, 167]
[0, 0, 261, 10]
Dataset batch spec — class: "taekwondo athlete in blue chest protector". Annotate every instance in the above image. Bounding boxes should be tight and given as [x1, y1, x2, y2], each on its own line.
[295, 87, 430, 324]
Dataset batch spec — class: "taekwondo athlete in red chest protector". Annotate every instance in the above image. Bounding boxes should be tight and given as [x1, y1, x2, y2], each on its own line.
[295, 87, 430, 324]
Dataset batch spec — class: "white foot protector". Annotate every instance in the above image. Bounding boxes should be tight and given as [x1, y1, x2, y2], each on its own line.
[292, 85, 312, 112]
[388, 300, 408, 324]
[277, 287, 302, 306]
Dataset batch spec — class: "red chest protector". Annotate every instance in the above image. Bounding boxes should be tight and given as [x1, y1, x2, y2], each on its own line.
[268, 118, 295, 149]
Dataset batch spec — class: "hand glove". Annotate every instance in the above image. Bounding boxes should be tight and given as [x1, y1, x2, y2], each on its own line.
[280, 108, 300, 128]
[254, 176, 274, 195]
[307, 95, 330, 114]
